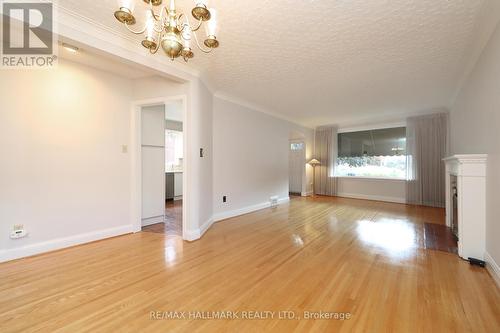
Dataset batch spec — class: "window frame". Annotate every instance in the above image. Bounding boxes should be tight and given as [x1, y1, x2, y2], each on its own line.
[335, 122, 407, 180]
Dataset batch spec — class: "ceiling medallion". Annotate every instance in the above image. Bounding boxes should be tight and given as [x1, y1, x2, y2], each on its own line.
[114, 0, 220, 62]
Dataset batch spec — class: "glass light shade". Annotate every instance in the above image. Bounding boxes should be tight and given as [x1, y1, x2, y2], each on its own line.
[308, 159, 321, 166]
[118, 0, 135, 11]
[195, 0, 208, 6]
[206, 8, 218, 36]
[169, 0, 176, 11]
[145, 11, 155, 38]
[182, 24, 192, 48]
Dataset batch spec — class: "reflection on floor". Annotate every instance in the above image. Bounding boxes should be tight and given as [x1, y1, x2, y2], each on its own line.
[423, 222, 457, 254]
[142, 200, 182, 236]
[3, 196, 499, 331]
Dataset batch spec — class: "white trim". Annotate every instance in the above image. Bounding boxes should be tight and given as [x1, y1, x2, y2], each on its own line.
[212, 197, 290, 223]
[336, 176, 406, 181]
[0, 225, 134, 263]
[200, 218, 215, 237]
[184, 217, 215, 242]
[336, 192, 406, 204]
[444, 154, 487, 259]
[56, 5, 198, 83]
[141, 216, 164, 227]
[302, 191, 313, 197]
[443, 154, 488, 163]
[184, 194, 285, 242]
[214, 92, 313, 129]
[338, 121, 407, 134]
[184, 229, 201, 242]
[130, 95, 190, 240]
[485, 252, 500, 288]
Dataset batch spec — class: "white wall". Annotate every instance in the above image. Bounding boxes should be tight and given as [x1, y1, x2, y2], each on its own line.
[450, 18, 500, 270]
[212, 97, 313, 221]
[0, 59, 134, 260]
[0, 57, 216, 260]
[336, 178, 406, 203]
[188, 80, 214, 234]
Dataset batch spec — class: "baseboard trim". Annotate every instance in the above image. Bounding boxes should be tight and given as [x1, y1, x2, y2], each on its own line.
[301, 191, 313, 197]
[200, 218, 215, 236]
[212, 197, 290, 223]
[0, 225, 134, 263]
[184, 216, 215, 242]
[485, 251, 500, 289]
[336, 192, 406, 204]
[184, 228, 200, 242]
[141, 215, 164, 227]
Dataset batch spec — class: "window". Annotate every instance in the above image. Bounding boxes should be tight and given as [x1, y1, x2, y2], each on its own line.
[165, 130, 183, 171]
[290, 142, 304, 150]
[336, 127, 406, 179]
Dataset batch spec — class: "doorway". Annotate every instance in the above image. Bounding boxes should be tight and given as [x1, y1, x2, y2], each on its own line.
[131, 96, 187, 239]
[161, 100, 184, 236]
[289, 140, 305, 196]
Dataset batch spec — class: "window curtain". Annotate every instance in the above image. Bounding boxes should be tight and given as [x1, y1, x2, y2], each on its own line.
[406, 113, 448, 207]
[314, 126, 338, 196]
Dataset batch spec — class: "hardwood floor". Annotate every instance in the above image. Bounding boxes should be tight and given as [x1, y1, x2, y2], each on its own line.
[142, 200, 183, 236]
[1, 196, 499, 332]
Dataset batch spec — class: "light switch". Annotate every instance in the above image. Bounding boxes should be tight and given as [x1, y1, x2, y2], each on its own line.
[122, 145, 128, 153]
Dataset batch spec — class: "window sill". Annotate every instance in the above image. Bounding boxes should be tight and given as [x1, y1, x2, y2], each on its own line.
[335, 176, 406, 181]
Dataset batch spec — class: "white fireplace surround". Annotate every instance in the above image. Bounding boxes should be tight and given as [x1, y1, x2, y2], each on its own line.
[443, 154, 487, 261]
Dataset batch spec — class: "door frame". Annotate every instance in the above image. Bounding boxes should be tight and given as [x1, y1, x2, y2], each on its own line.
[130, 95, 188, 240]
[289, 139, 306, 195]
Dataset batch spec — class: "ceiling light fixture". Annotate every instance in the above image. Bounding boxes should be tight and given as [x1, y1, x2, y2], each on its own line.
[62, 43, 79, 53]
[114, 0, 220, 62]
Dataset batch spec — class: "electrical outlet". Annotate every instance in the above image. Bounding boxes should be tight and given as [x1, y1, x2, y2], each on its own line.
[10, 225, 28, 239]
[223, 196, 227, 203]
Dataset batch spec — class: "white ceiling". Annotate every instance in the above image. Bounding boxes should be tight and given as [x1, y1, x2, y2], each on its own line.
[59, 0, 489, 127]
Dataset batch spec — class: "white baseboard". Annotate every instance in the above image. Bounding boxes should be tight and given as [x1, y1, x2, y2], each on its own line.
[212, 197, 290, 223]
[0, 225, 134, 263]
[336, 192, 406, 204]
[184, 217, 215, 242]
[301, 191, 313, 197]
[184, 228, 200, 241]
[141, 215, 164, 227]
[200, 217, 215, 236]
[485, 251, 500, 288]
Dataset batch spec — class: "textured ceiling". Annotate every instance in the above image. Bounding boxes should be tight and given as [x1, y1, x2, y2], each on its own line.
[59, 0, 487, 127]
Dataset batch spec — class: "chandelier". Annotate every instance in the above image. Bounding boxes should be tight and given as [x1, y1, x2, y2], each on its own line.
[114, 0, 219, 62]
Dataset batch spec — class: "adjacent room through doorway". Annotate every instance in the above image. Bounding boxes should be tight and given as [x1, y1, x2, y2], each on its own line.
[289, 139, 305, 196]
[142, 100, 184, 236]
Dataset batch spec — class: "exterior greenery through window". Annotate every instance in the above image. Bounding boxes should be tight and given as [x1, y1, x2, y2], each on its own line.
[336, 127, 406, 179]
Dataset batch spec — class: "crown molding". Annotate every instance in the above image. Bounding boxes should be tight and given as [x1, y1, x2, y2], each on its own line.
[54, 4, 309, 127]
[450, 0, 500, 106]
[325, 107, 449, 131]
[55, 4, 216, 89]
[213, 92, 313, 130]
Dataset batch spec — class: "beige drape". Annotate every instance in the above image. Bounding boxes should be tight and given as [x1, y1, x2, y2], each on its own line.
[406, 113, 448, 207]
[314, 126, 338, 196]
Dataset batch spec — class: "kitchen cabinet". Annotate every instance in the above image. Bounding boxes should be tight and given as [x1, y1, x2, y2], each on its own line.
[166, 172, 183, 200]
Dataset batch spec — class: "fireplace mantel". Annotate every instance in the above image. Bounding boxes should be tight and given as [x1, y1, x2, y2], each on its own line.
[443, 154, 487, 260]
